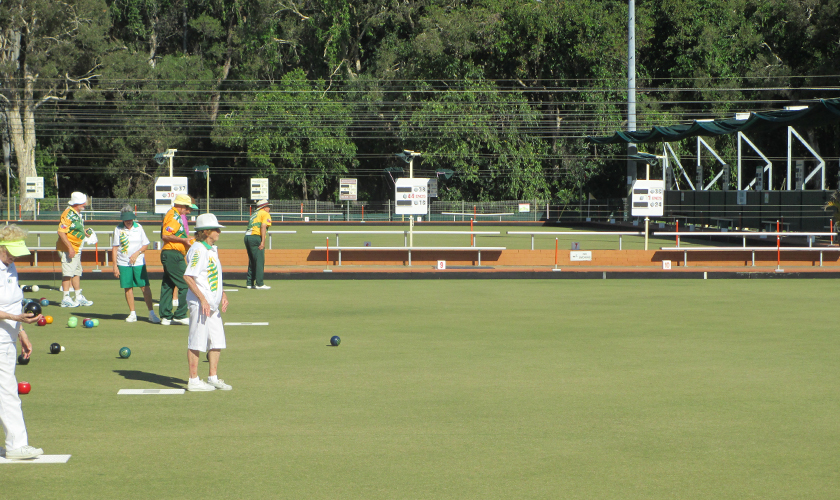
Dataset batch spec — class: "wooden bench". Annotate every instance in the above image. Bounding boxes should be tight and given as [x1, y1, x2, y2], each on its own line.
[313, 246, 506, 266]
[660, 246, 840, 267]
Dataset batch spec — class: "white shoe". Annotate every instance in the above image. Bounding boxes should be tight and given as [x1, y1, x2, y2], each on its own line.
[148, 311, 161, 324]
[60, 298, 80, 308]
[187, 379, 216, 392]
[207, 378, 232, 390]
[5, 445, 44, 460]
[125, 313, 137, 323]
[76, 295, 93, 306]
[172, 317, 190, 326]
[160, 318, 171, 326]
[254, 285, 271, 290]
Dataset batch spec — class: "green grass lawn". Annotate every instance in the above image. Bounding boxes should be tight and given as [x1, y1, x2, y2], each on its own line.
[5, 279, 839, 499]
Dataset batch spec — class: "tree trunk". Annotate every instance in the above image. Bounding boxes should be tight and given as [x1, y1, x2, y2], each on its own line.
[209, 22, 235, 124]
[5, 81, 37, 213]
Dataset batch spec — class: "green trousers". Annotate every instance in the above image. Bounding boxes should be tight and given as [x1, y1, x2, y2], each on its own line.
[160, 249, 188, 320]
[244, 234, 265, 287]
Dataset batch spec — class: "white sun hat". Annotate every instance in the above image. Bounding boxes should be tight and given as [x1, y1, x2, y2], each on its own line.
[194, 213, 225, 231]
[68, 192, 87, 206]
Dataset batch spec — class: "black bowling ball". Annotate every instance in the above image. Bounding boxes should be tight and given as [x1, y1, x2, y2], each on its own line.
[24, 301, 42, 316]
[18, 354, 30, 365]
[49, 342, 61, 354]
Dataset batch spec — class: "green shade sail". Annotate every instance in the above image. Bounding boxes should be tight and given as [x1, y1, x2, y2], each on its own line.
[588, 98, 840, 145]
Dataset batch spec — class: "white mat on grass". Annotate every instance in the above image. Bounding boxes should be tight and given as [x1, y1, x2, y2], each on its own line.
[118, 389, 185, 395]
[0, 455, 71, 464]
[224, 322, 269, 326]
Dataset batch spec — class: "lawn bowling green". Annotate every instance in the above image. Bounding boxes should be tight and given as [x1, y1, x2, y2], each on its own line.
[5, 279, 839, 499]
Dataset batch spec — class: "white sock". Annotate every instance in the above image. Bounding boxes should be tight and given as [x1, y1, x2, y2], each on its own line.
[63, 291, 71, 299]
[189, 377, 200, 384]
[128, 311, 136, 316]
[75, 289, 83, 298]
[208, 375, 218, 383]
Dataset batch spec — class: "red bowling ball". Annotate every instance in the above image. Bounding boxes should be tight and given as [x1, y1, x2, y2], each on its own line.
[18, 381, 31, 394]
[37, 317, 47, 326]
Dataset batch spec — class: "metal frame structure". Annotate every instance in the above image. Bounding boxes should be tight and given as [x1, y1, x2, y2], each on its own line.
[787, 126, 825, 190]
[696, 137, 728, 190]
[737, 131, 772, 190]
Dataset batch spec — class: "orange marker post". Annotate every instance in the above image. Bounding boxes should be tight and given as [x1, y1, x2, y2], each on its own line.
[554, 237, 558, 269]
[326, 237, 329, 267]
[776, 220, 781, 268]
[676, 220, 680, 247]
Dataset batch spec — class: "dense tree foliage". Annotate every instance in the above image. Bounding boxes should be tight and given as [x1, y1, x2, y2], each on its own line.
[2, 0, 840, 203]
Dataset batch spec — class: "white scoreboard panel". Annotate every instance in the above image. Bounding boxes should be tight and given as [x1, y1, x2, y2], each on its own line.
[394, 178, 430, 215]
[154, 177, 189, 214]
[631, 180, 665, 217]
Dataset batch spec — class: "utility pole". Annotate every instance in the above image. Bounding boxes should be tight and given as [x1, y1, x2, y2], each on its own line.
[626, 0, 638, 220]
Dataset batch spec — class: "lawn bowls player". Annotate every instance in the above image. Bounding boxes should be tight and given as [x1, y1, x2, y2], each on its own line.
[0, 225, 46, 460]
[56, 191, 94, 308]
[159, 194, 197, 326]
[244, 199, 271, 290]
[112, 207, 160, 324]
[184, 213, 231, 391]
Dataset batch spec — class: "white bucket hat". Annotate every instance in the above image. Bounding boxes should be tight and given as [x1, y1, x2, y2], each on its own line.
[194, 213, 225, 231]
[68, 192, 87, 206]
[256, 199, 271, 209]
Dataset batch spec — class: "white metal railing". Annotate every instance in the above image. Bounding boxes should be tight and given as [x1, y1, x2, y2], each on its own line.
[312, 230, 501, 248]
[507, 231, 645, 250]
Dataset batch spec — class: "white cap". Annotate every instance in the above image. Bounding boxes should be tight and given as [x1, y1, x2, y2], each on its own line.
[194, 213, 225, 231]
[68, 192, 87, 206]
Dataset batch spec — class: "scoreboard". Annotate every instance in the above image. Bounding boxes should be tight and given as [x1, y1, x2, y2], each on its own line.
[394, 178, 430, 215]
[631, 180, 665, 217]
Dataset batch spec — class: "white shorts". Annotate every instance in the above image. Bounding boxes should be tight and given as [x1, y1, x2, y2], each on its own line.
[60, 250, 83, 277]
[187, 303, 226, 352]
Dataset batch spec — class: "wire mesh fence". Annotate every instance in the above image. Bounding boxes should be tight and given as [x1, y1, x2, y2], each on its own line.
[1, 195, 834, 232]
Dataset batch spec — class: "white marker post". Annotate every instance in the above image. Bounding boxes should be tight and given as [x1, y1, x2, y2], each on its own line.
[631, 178, 665, 250]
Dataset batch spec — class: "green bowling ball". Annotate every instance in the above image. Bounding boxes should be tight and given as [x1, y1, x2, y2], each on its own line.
[92, 318, 100, 327]
[67, 317, 78, 328]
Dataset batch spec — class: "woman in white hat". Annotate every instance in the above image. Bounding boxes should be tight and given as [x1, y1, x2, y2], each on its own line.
[244, 199, 271, 289]
[55, 191, 94, 308]
[183, 213, 231, 391]
[0, 224, 46, 460]
[112, 206, 160, 323]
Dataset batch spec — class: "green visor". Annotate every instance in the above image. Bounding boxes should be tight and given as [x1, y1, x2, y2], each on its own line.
[0, 240, 30, 257]
[120, 211, 137, 221]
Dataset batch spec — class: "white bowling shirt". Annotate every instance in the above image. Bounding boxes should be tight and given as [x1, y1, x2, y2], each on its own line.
[0, 260, 23, 343]
[112, 222, 150, 267]
[185, 241, 223, 311]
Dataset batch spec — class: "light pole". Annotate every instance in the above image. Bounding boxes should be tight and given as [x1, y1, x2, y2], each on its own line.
[159, 148, 177, 176]
[396, 150, 421, 246]
[194, 165, 209, 213]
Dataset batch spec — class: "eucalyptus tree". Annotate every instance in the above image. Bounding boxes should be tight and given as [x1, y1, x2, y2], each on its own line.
[0, 0, 110, 208]
[213, 69, 357, 200]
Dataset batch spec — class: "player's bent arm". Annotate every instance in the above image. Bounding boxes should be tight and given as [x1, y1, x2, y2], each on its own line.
[58, 232, 75, 258]
[0, 311, 42, 324]
[161, 233, 191, 246]
[184, 275, 211, 315]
